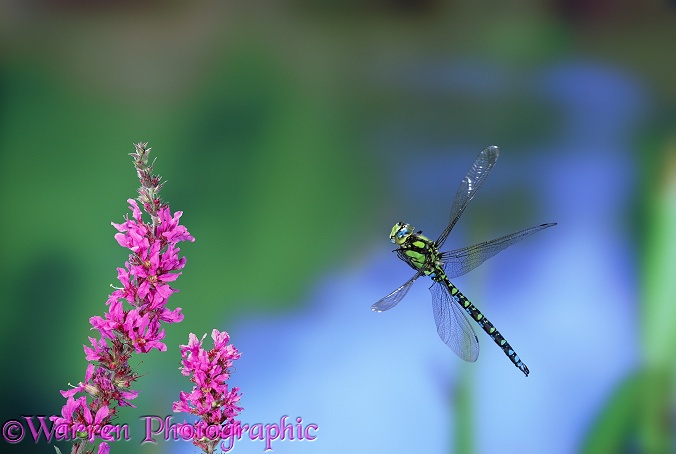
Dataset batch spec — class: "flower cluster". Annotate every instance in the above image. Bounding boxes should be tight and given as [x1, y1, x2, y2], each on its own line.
[53, 143, 194, 454]
[173, 329, 242, 454]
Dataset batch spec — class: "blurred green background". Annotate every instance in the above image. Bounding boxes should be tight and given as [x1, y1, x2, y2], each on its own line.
[1, 1, 675, 453]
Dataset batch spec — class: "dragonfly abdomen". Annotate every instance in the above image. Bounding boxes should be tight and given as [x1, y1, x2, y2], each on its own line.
[443, 278, 530, 377]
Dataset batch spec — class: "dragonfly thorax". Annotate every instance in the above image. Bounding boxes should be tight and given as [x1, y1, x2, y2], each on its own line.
[390, 222, 442, 276]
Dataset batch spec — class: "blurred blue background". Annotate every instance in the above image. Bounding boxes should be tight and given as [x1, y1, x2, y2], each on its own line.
[1, 1, 675, 453]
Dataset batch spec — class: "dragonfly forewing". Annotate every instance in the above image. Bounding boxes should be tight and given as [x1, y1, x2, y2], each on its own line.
[440, 223, 557, 279]
[436, 146, 499, 248]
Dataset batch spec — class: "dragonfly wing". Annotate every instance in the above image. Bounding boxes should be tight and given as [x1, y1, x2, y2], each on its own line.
[440, 223, 557, 279]
[430, 281, 479, 362]
[372, 272, 421, 312]
[436, 146, 499, 248]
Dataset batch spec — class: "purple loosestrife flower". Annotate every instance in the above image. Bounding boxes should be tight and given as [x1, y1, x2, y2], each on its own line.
[53, 143, 194, 454]
[173, 329, 242, 454]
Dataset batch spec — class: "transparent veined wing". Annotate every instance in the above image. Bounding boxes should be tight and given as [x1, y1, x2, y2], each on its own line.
[440, 223, 557, 279]
[372, 272, 422, 312]
[435, 146, 499, 248]
[430, 281, 479, 362]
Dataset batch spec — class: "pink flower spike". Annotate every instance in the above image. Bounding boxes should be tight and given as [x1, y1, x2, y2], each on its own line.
[173, 328, 242, 449]
[58, 143, 193, 454]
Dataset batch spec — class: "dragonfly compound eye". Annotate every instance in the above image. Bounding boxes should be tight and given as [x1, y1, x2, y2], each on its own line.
[390, 222, 414, 245]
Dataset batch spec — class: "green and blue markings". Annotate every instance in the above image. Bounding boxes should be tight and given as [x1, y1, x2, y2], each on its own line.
[373, 146, 555, 377]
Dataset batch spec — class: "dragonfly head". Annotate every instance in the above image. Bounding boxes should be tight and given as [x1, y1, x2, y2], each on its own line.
[390, 222, 415, 245]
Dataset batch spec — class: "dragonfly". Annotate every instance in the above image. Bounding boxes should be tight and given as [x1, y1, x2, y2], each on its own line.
[372, 145, 555, 377]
